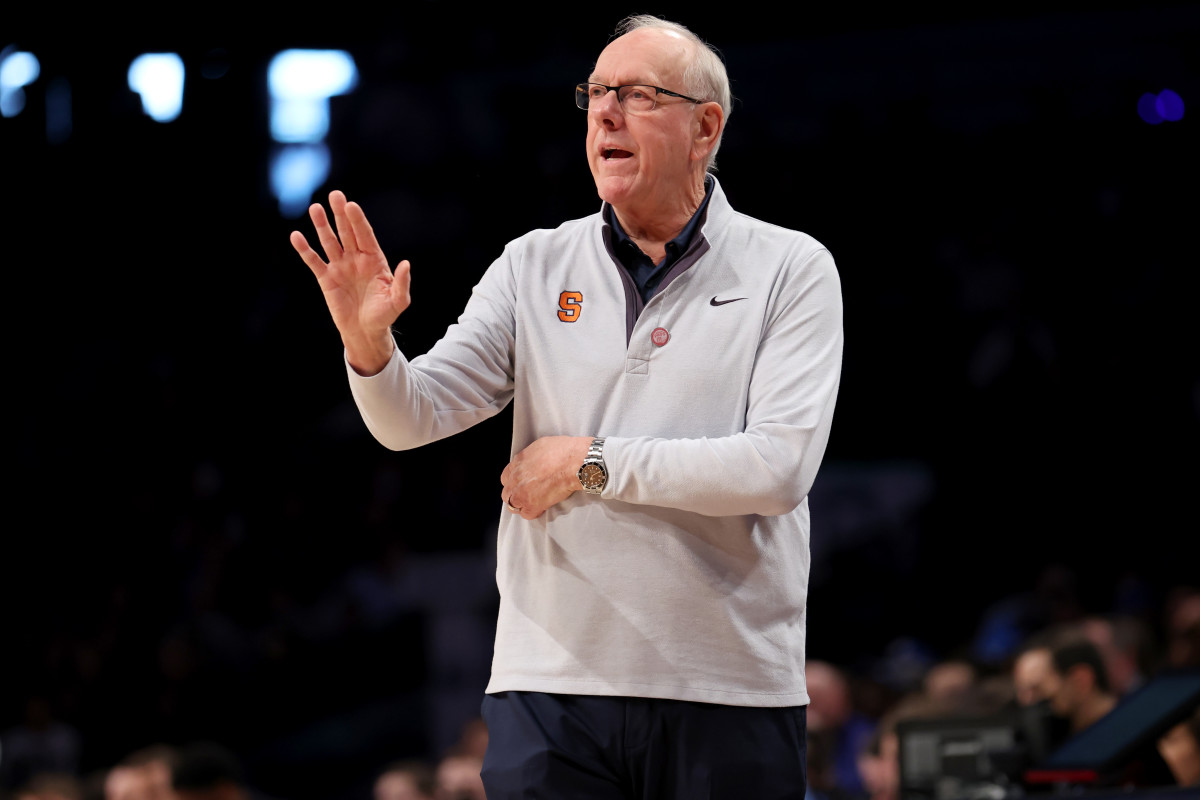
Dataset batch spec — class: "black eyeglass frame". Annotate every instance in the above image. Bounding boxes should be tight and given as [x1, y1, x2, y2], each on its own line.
[575, 82, 705, 111]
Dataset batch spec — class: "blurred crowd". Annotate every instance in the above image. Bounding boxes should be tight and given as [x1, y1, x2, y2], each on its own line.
[4, 564, 1197, 800]
[1, 717, 489, 800]
[805, 583, 1200, 800]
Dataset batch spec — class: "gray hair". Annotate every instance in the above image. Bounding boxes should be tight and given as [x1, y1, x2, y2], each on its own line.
[614, 14, 732, 170]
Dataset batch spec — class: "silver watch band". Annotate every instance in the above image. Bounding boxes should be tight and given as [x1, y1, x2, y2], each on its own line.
[578, 437, 607, 494]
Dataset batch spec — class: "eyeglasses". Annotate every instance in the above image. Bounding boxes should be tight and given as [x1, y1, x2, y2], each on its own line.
[575, 83, 704, 114]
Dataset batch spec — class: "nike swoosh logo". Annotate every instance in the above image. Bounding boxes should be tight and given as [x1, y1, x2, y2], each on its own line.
[710, 296, 747, 306]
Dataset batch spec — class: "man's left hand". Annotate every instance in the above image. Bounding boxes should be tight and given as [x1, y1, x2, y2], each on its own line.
[500, 436, 592, 520]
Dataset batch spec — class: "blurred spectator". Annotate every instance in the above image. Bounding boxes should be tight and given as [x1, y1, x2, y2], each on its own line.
[1157, 708, 1200, 787]
[871, 637, 936, 697]
[975, 672, 1017, 712]
[373, 760, 435, 800]
[922, 659, 977, 707]
[0, 697, 81, 791]
[1011, 640, 1062, 708]
[856, 694, 950, 800]
[453, 718, 488, 763]
[807, 660, 876, 796]
[78, 771, 108, 800]
[1164, 587, 1200, 669]
[970, 565, 1085, 667]
[433, 754, 484, 800]
[1112, 614, 1158, 688]
[1080, 614, 1154, 696]
[857, 727, 898, 800]
[170, 743, 253, 800]
[806, 727, 856, 800]
[105, 745, 178, 800]
[1048, 640, 1116, 734]
[13, 773, 82, 800]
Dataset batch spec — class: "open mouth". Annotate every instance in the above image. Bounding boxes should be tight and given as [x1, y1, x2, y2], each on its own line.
[604, 148, 633, 160]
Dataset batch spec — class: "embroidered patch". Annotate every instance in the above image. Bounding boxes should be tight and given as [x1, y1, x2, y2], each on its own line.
[557, 291, 583, 322]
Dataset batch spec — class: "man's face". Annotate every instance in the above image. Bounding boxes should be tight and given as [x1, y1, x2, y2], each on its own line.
[375, 772, 425, 800]
[1013, 648, 1063, 707]
[105, 765, 177, 800]
[586, 28, 702, 214]
[1050, 665, 1088, 718]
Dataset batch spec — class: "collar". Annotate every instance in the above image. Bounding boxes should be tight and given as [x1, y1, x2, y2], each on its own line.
[602, 175, 715, 263]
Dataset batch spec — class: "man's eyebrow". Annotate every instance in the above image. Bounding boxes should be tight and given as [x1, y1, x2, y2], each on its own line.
[587, 78, 654, 86]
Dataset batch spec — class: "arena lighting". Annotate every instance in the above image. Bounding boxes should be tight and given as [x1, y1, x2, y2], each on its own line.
[1137, 89, 1185, 125]
[128, 53, 185, 122]
[271, 144, 331, 218]
[267, 49, 358, 217]
[1154, 89, 1184, 121]
[267, 49, 357, 142]
[0, 47, 40, 118]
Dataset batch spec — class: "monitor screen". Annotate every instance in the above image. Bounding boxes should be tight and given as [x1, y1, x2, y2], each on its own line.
[898, 711, 1026, 800]
[1037, 670, 1200, 773]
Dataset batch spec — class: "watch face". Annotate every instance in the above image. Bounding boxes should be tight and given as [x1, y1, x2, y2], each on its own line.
[579, 463, 605, 489]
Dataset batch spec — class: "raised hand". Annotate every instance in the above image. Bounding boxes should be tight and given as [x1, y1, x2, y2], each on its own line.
[291, 190, 410, 376]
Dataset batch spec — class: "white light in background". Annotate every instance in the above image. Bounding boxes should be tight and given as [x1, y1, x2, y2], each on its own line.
[1, 47, 40, 118]
[268, 49, 358, 217]
[128, 53, 185, 122]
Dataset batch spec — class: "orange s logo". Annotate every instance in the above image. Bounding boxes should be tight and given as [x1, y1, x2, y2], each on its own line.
[558, 291, 583, 323]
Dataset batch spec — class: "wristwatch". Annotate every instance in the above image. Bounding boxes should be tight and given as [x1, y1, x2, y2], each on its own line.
[577, 437, 607, 494]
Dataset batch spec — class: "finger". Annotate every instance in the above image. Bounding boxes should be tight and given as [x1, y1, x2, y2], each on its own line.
[391, 260, 412, 312]
[329, 190, 359, 254]
[309, 203, 343, 261]
[346, 201, 383, 257]
[500, 461, 515, 487]
[289, 231, 328, 278]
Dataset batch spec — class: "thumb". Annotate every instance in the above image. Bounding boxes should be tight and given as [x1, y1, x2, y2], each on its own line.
[392, 259, 412, 313]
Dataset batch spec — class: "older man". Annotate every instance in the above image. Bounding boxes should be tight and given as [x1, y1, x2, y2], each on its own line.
[292, 14, 842, 799]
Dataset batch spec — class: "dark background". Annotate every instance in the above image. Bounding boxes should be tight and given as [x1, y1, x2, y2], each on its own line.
[4, 5, 1198, 798]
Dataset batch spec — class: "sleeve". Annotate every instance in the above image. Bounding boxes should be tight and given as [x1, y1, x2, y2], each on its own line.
[345, 244, 518, 451]
[601, 247, 843, 517]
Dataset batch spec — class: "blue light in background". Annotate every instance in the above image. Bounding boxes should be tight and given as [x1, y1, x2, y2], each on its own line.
[128, 53, 185, 122]
[1138, 89, 1185, 125]
[271, 144, 332, 218]
[1137, 92, 1163, 124]
[1155, 89, 1184, 122]
[1, 47, 40, 118]
[267, 49, 358, 217]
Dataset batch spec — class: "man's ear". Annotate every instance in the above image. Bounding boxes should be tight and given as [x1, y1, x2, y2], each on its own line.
[691, 102, 724, 163]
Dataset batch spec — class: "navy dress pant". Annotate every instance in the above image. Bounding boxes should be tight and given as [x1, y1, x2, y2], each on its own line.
[480, 692, 808, 799]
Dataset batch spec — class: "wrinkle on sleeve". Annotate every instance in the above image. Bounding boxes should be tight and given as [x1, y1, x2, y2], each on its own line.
[603, 248, 843, 517]
[347, 246, 520, 451]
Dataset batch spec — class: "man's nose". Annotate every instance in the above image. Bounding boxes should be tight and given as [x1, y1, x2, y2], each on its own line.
[591, 89, 624, 126]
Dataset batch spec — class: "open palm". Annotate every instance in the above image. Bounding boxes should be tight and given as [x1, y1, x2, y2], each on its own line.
[291, 190, 410, 374]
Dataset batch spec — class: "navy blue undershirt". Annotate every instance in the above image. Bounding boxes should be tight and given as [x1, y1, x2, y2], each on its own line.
[604, 175, 714, 304]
